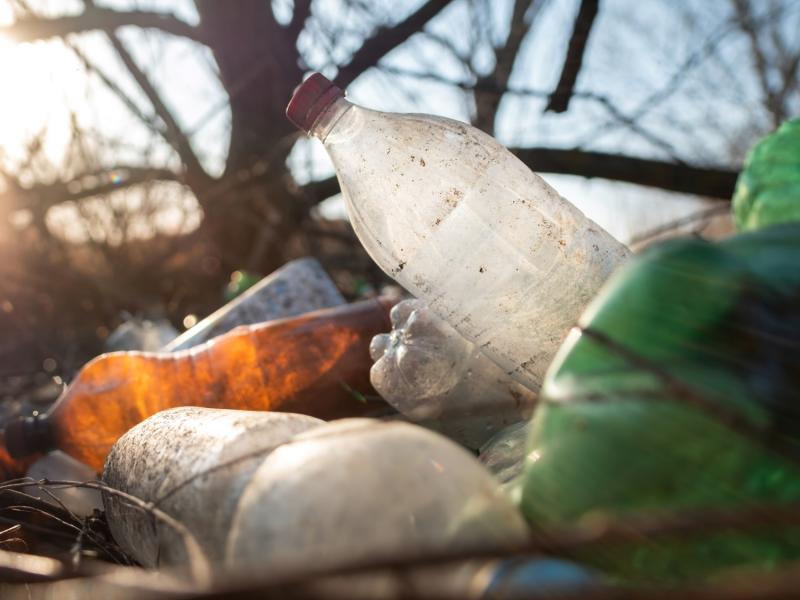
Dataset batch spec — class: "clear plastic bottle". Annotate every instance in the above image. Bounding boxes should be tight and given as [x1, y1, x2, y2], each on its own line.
[287, 74, 630, 390]
[226, 419, 527, 575]
[370, 299, 536, 448]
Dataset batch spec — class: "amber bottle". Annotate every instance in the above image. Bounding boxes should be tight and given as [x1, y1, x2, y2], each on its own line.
[4, 298, 394, 473]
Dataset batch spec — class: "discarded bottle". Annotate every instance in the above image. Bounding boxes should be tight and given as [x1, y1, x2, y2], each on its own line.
[733, 118, 800, 232]
[287, 74, 630, 390]
[370, 299, 536, 448]
[226, 419, 528, 574]
[519, 223, 800, 582]
[0, 435, 35, 481]
[479, 421, 531, 490]
[164, 257, 345, 352]
[4, 298, 394, 472]
[102, 407, 323, 570]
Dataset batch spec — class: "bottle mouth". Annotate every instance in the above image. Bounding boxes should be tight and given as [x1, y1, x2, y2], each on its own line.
[286, 73, 345, 134]
[5, 414, 53, 458]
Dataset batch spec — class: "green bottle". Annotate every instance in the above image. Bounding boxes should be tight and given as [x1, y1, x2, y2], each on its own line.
[733, 118, 800, 231]
[517, 223, 800, 583]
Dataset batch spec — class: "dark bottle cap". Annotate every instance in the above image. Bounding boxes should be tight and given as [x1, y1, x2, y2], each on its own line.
[5, 415, 53, 458]
[286, 73, 344, 134]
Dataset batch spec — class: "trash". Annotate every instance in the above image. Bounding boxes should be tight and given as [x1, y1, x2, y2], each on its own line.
[25, 451, 102, 516]
[3, 298, 395, 472]
[223, 269, 261, 301]
[477, 558, 598, 599]
[104, 316, 179, 353]
[165, 257, 345, 352]
[287, 73, 630, 390]
[102, 407, 323, 570]
[518, 223, 800, 581]
[225, 419, 528, 575]
[370, 299, 536, 448]
[733, 118, 800, 232]
[478, 421, 531, 490]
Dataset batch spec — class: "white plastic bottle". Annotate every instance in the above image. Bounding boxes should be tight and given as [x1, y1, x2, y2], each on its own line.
[287, 74, 630, 389]
[225, 419, 527, 575]
[102, 407, 323, 571]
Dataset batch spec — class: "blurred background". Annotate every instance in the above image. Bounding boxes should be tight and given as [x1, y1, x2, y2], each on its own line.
[0, 0, 797, 409]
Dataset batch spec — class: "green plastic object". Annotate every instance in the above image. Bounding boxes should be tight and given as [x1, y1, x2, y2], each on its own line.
[224, 270, 261, 301]
[518, 223, 800, 583]
[732, 118, 800, 231]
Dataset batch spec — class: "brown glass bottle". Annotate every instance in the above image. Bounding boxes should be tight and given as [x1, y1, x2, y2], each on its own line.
[4, 298, 394, 473]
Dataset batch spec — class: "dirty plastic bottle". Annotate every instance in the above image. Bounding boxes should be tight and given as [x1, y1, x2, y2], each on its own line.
[287, 74, 630, 390]
[226, 419, 528, 575]
[4, 298, 394, 472]
[370, 299, 536, 448]
[102, 407, 323, 570]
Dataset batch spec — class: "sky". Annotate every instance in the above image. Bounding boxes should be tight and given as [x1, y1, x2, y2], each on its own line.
[0, 0, 795, 246]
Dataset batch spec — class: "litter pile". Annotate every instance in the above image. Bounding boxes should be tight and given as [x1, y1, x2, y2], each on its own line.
[0, 75, 798, 599]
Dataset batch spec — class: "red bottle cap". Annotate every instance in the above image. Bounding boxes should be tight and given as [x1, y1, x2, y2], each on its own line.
[286, 73, 345, 134]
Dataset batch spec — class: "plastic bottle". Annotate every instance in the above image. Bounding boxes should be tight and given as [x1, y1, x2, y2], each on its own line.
[519, 224, 800, 581]
[733, 118, 800, 232]
[478, 420, 531, 490]
[102, 407, 323, 571]
[286, 74, 630, 390]
[226, 419, 528, 575]
[370, 299, 536, 448]
[3, 298, 394, 472]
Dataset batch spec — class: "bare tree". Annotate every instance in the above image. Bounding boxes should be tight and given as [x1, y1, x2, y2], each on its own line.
[0, 0, 796, 382]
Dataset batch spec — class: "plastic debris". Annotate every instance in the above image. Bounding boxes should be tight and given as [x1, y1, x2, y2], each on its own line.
[25, 451, 102, 516]
[370, 299, 536, 448]
[164, 257, 345, 352]
[102, 407, 323, 570]
[226, 419, 528, 575]
[733, 118, 800, 232]
[287, 73, 630, 391]
[4, 298, 395, 471]
[478, 421, 531, 490]
[519, 223, 800, 581]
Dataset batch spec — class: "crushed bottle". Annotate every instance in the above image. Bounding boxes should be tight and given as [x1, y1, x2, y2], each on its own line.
[370, 299, 536, 448]
[287, 73, 630, 390]
[226, 419, 528, 575]
[4, 298, 395, 472]
[102, 407, 323, 570]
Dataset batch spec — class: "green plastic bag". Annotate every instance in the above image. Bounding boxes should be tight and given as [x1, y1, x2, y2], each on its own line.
[732, 118, 800, 231]
[518, 223, 800, 583]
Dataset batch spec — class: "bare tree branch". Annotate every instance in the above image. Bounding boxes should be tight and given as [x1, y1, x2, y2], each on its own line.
[1, 167, 180, 211]
[730, 0, 784, 127]
[66, 41, 163, 136]
[335, 0, 454, 87]
[474, 0, 538, 132]
[545, 0, 600, 113]
[0, 6, 205, 45]
[512, 147, 737, 199]
[104, 33, 209, 186]
[286, 0, 312, 40]
[303, 148, 737, 204]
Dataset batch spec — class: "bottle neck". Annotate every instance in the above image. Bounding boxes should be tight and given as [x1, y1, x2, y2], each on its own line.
[5, 414, 55, 458]
[310, 97, 354, 142]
